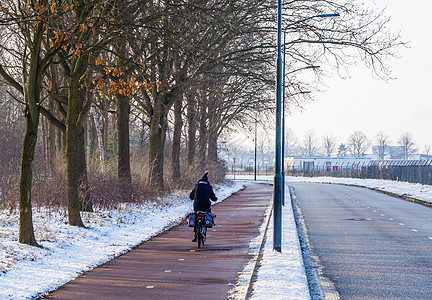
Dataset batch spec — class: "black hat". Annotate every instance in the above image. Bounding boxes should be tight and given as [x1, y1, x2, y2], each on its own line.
[200, 171, 209, 183]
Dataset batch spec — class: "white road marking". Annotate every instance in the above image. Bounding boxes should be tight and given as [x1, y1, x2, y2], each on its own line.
[164, 270, 172, 272]
[146, 286, 154, 289]
[178, 259, 184, 261]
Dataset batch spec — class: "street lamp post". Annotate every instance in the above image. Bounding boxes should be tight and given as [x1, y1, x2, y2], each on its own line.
[274, 0, 283, 252]
[274, 5, 339, 252]
[254, 120, 257, 181]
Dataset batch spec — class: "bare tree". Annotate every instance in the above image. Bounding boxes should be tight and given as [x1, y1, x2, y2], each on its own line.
[424, 145, 431, 156]
[347, 131, 370, 157]
[375, 132, 391, 161]
[337, 143, 348, 157]
[322, 132, 337, 157]
[284, 127, 300, 156]
[302, 129, 318, 157]
[0, 0, 63, 246]
[398, 132, 417, 160]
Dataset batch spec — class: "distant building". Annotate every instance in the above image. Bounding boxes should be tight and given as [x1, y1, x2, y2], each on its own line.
[388, 146, 405, 159]
[371, 145, 419, 160]
[285, 156, 371, 176]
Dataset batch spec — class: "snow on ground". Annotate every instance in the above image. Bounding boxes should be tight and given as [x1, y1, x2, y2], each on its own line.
[0, 182, 243, 300]
[247, 188, 310, 299]
[2, 175, 432, 300]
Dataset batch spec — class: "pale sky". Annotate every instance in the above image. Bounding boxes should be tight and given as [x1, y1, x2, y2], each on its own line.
[286, 0, 432, 153]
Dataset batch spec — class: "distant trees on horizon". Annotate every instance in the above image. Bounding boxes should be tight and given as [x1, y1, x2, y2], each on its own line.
[275, 128, 429, 159]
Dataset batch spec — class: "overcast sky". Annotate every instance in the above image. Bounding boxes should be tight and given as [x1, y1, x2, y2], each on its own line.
[286, 0, 432, 152]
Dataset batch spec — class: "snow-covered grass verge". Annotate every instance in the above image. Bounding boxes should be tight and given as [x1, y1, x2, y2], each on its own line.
[226, 176, 310, 300]
[0, 182, 244, 300]
[247, 190, 310, 299]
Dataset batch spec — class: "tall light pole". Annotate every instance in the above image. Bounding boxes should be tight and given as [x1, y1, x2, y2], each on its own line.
[254, 119, 257, 181]
[274, 0, 283, 252]
[274, 7, 339, 252]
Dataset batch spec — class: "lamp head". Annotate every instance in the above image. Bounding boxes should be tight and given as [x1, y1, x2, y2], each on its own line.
[318, 13, 340, 18]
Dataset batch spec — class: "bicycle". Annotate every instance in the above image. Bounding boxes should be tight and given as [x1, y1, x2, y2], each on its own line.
[194, 211, 207, 248]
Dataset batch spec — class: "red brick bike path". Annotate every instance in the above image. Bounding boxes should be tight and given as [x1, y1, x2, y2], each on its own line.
[43, 182, 272, 300]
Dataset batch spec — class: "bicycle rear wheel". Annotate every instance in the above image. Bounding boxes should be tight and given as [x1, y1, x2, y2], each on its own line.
[197, 223, 203, 248]
[201, 227, 207, 245]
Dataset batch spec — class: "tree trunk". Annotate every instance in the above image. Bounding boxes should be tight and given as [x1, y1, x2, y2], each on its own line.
[18, 24, 44, 246]
[171, 99, 182, 181]
[47, 99, 56, 176]
[66, 70, 84, 227]
[56, 127, 65, 153]
[102, 108, 109, 154]
[208, 130, 218, 163]
[115, 42, 132, 190]
[91, 105, 105, 174]
[148, 96, 167, 189]
[19, 113, 40, 246]
[207, 103, 218, 163]
[139, 118, 146, 151]
[117, 94, 131, 183]
[197, 104, 207, 165]
[186, 95, 197, 165]
[77, 119, 92, 212]
[116, 93, 132, 200]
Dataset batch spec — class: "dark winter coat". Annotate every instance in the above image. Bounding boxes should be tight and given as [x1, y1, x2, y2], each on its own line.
[189, 180, 217, 212]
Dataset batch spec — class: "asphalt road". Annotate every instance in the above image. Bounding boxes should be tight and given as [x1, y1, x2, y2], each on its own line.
[290, 182, 432, 300]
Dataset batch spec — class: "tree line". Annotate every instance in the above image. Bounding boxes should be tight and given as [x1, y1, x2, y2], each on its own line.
[0, 0, 402, 246]
[283, 129, 429, 159]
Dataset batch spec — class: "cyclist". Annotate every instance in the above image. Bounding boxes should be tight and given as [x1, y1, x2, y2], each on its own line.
[189, 171, 218, 241]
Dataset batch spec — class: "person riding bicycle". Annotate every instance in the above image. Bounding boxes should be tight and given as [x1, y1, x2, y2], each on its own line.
[189, 171, 218, 241]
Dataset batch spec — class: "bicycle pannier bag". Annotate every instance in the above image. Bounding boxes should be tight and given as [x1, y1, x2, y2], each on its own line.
[187, 213, 196, 227]
[204, 213, 216, 228]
